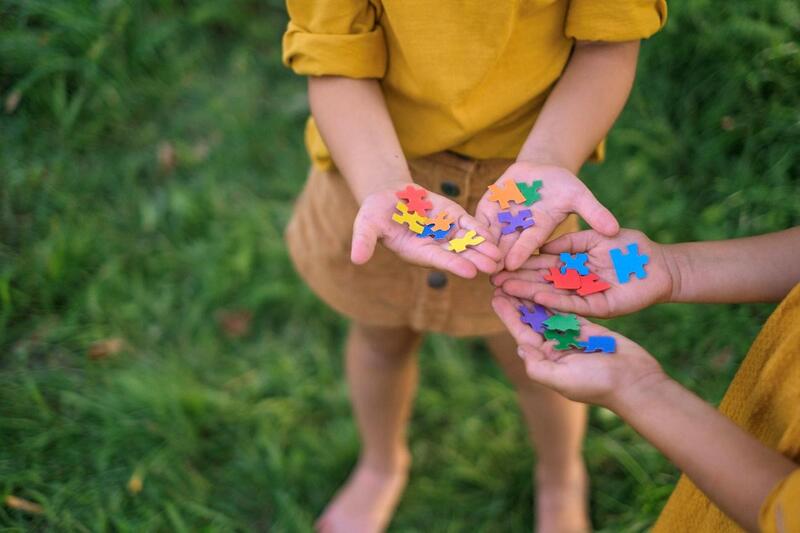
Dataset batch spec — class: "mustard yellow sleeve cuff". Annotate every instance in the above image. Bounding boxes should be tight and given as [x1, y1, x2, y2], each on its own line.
[566, 0, 668, 42]
[760, 468, 800, 533]
[282, 22, 387, 78]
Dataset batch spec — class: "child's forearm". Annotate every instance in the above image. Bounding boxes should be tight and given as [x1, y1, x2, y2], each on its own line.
[612, 375, 797, 532]
[517, 40, 640, 173]
[666, 227, 800, 304]
[308, 76, 412, 203]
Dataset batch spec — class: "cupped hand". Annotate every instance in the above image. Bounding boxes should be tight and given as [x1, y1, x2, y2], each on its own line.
[492, 229, 677, 317]
[351, 186, 502, 279]
[474, 161, 619, 272]
[491, 291, 666, 408]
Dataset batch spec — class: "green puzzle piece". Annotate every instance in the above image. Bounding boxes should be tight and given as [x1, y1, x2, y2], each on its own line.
[544, 329, 581, 350]
[543, 313, 580, 332]
[518, 180, 543, 206]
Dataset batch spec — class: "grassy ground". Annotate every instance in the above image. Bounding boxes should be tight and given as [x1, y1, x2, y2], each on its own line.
[1, 1, 798, 531]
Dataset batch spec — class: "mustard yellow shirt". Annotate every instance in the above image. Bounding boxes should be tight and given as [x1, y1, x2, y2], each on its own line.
[654, 282, 800, 533]
[283, 0, 667, 170]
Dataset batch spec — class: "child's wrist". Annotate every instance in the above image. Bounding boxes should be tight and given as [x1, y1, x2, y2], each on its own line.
[355, 175, 413, 204]
[661, 243, 693, 304]
[608, 370, 673, 417]
[515, 146, 579, 174]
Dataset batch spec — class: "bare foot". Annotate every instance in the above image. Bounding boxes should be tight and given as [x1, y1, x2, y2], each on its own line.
[535, 462, 591, 533]
[316, 454, 410, 533]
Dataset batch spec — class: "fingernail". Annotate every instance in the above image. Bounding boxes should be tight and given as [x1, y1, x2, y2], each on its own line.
[517, 346, 527, 358]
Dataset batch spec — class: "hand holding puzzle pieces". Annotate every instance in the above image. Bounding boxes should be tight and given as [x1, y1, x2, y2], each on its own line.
[391, 185, 478, 250]
[516, 241, 651, 354]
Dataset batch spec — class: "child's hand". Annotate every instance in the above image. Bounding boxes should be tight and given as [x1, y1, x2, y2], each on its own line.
[475, 162, 620, 271]
[352, 186, 502, 278]
[491, 292, 667, 408]
[492, 229, 677, 317]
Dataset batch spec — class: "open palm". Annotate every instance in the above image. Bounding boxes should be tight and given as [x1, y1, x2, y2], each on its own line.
[492, 229, 676, 317]
[492, 291, 665, 407]
[352, 187, 502, 279]
[474, 162, 620, 272]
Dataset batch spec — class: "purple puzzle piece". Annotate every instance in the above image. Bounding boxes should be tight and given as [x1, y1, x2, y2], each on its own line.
[577, 336, 616, 354]
[519, 303, 550, 334]
[498, 209, 534, 235]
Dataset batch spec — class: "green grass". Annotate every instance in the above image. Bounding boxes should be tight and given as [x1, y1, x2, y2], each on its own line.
[1, 0, 798, 531]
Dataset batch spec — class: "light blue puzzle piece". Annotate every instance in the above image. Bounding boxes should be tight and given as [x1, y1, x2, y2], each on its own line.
[417, 223, 454, 240]
[560, 253, 589, 275]
[577, 336, 616, 354]
[609, 243, 649, 283]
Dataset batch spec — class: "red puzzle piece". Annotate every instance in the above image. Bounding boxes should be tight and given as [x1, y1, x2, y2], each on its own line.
[396, 185, 433, 217]
[544, 267, 581, 290]
[576, 273, 611, 296]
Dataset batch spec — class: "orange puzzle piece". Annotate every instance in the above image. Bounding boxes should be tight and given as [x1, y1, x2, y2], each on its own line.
[428, 211, 455, 231]
[396, 185, 433, 216]
[391, 202, 428, 234]
[448, 230, 485, 253]
[487, 179, 526, 209]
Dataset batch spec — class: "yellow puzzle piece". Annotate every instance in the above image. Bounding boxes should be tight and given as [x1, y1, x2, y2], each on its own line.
[392, 202, 428, 234]
[448, 230, 485, 253]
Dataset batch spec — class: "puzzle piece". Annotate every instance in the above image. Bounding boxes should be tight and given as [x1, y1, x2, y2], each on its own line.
[576, 273, 611, 296]
[498, 209, 534, 235]
[391, 202, 428, 234]
[487, 179, 526, 209]
[577, 336, 616, 354]
[609, 243, 649, 284]
[395, 185, 433, 216]
[517, 180, 543, 205]
[428, 211, 455, 231]
[447, 230, 485, 253]
[560, 253, 589, 275]
[544, 266, 581, 290]
[519, 304, 549, 334]
[544, 329, 581, 350]
[417, 223, 454, 240]
[543, 313, 580, 332]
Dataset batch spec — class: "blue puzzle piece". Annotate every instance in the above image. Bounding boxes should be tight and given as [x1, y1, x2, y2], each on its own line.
[577, 336, 616, 354]
[417, 223, 454, 240]
[559, 253, 589, 275]
[519, 304, 549, 334]
[609, 243, 649, 283]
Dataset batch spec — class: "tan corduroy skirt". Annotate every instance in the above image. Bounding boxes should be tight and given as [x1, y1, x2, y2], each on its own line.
[286, 151, 579, 337]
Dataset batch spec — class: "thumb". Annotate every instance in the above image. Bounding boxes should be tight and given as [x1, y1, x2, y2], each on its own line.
[574, 188, 620, 237]
[518, 344, 567, 390]
[350, 213, 380, 265]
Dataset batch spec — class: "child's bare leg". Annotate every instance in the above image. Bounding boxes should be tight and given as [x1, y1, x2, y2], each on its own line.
[486, 332, 590, 533]
[317, 321, 421, 533]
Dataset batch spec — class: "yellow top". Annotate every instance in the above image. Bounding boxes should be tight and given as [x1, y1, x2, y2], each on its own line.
[653, 283, 800, 533]
[282, 0, 667, 170]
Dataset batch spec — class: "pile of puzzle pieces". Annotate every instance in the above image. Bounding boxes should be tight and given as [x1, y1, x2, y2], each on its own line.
[543, 242, 649, 296]
[391, 185, 485, 253]
[519, 303, 616, 353]
[519, 241, 651, 353]
[487, 178, 541, 234]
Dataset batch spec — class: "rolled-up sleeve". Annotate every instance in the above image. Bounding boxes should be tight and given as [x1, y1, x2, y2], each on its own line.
[565, 0, 667, 42]
[760, 468, 800, 533]
[282, 0, 387, 78]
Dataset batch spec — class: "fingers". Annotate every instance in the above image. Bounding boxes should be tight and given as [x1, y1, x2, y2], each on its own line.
[529, 290, 596, 316]
[350, 213, 380, 265]
[503, 212, 558, 271]
[458, 214, 503, 262]
[573, 189, 619, 237]
[491, 255, 558, 286]
[490, 293, 544, 348]
[517, 345, 570, 389]
[418, 244, 479, 279]
[540, 230, 598, 255]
